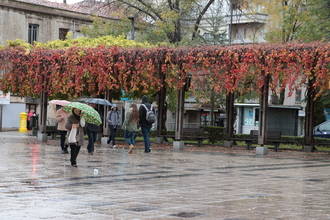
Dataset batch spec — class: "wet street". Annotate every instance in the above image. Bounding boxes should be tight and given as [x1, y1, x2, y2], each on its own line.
[1, 132, 330, 220]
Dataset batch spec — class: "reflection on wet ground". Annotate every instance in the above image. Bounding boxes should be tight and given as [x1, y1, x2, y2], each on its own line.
[0, 132, 330, 219]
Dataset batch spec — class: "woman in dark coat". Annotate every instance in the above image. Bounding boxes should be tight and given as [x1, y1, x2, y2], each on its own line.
[66, 108, 84, 167]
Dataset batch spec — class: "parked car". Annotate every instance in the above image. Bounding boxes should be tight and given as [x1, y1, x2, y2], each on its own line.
[314, 120, 330, 138]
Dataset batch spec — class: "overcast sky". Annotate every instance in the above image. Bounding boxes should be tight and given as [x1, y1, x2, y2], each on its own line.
[48, 0, 83, 4]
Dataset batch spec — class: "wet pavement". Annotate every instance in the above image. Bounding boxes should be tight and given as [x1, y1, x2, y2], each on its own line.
[1, 132, 330, 220]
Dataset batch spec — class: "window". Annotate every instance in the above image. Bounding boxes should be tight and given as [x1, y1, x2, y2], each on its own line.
[295, 89, 302, 103]
[28, 24, 39, 44]
[59, 28, 69, 40]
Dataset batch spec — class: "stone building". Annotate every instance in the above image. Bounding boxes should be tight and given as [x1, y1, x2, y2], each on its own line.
[0, 0, 116, 130]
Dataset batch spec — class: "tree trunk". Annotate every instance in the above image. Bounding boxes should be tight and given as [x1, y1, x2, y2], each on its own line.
[210, 90, 215, 126]
[225, 92, 235, 138]
[279, 89, 285, 104]
[39, 92, 48, 134]
[157, 84, 166, 136]
[167, 18, 182, 43]
[258, 75, 270, 145]
[175, 88, 185, 140]
[304, 79, 315, 147]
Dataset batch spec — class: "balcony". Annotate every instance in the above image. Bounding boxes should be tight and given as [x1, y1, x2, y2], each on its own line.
[225, 13, 268, 25]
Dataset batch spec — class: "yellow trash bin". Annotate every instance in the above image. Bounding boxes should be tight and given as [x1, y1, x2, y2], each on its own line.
[19, 112, 28, 133]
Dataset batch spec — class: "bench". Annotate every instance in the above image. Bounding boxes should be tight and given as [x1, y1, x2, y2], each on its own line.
[46, 126, 58, 139]
[162, 128, 208, 147]
[245, 130, 281, 151]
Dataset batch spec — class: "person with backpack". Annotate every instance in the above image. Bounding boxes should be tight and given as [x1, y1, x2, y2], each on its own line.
[139, 96, 156, 153]
[107, 105, 120, 148]
[122, 103, 139, 154]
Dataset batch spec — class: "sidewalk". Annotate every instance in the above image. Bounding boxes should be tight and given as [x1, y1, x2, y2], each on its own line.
[0, 133, 330, 219]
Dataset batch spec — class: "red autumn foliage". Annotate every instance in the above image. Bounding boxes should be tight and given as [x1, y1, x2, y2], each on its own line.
[0, 42, 328, 98]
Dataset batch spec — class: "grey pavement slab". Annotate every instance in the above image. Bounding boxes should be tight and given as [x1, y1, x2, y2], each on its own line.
[0, 132, 330, 219]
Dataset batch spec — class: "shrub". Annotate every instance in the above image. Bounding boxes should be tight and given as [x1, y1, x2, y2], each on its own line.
[203, 126, 225, 143]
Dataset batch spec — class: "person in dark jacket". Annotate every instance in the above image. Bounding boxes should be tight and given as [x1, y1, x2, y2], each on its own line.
[107, 105, 120, 148]
[66, 108, 84, 167]
[86, 122, 99, 155]
[139, 96, 153, 153]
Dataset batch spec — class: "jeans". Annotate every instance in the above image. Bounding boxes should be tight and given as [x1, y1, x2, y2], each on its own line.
[125, 130, 136, 145]
[58, 130, 67, 151]
[108, 125, 117, 145]
[70, 144, 81, 166]
[86, 129, 97, 153]
[141, 126, 151, 152]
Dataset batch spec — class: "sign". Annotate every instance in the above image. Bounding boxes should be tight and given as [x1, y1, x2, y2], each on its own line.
[120, 90, 130, 101]
[0, 91, 10, 105]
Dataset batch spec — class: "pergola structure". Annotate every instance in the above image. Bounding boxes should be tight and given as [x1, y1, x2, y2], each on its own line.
[0, 43, 329, 148]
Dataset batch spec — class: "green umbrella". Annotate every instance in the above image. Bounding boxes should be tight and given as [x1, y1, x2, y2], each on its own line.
[63, 102, 102, 125]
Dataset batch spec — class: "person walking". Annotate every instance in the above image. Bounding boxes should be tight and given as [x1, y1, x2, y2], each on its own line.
[66, 108, 85, 167]
[123, 103, 139, 154]
[107, 105, 120, 148]
[56, 106, 69, 154]
[86, 122, 99, 155]
[27, 110, 34, 130]
[139, 96, 155, 153]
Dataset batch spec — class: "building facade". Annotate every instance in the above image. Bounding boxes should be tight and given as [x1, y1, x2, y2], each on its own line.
[0, 0, 114, 130]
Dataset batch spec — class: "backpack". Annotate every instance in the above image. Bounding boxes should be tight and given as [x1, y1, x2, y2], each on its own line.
[142, 104, 156, 124]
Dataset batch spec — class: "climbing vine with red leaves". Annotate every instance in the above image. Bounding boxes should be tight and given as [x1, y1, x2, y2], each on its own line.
[0, 43, 328, 99]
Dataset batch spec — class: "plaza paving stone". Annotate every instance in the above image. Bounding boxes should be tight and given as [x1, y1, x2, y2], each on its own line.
[0, 132, 330, 219]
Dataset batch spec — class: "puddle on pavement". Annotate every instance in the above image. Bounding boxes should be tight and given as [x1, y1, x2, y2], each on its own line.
[170, 212, 203, 218]
[127, 207, 156, 212]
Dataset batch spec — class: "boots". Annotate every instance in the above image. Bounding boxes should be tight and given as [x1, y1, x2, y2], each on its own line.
[128, 144, 134, 154]
[70, 144, 81, 167]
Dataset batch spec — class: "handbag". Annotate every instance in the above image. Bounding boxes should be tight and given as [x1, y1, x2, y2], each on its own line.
[68, 127, 77, 144]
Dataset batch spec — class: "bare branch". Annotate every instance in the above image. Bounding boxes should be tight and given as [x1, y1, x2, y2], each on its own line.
[116, 0, 158, 21]
[136, 0, 163, 21]
[167, 0, 173, 10]
[192, 0, 216, 40]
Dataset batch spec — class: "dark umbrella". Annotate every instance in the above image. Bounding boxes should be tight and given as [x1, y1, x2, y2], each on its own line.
[76, 98, 112, 106]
